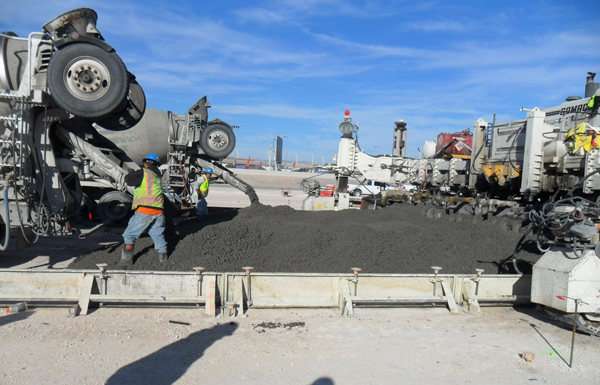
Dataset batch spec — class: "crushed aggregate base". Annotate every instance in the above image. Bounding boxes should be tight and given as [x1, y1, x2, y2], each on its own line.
[69, 203, 541, 274]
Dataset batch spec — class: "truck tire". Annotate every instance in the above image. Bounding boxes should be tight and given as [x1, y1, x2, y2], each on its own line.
[79, 193, 95, 221]
[199, 123, 236, 159]
[511, 220, 523, 233]
[94, 75, 145, 130]
[48, 43, 128, 118]
[426, 207, 437, 219]
[352, 189, 362, 197]
[97, 191, 132, 226]
[498, 217, 512, 231]
[434, 208, 445, 220]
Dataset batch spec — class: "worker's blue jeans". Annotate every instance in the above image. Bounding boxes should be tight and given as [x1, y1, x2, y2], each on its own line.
[122, 211, 167, 253]
[197, 194, 208, 216]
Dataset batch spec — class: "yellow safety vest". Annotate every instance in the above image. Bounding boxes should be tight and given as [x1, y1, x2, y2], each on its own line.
[132, 169, 164, 210]
[197, 175, 210, 197]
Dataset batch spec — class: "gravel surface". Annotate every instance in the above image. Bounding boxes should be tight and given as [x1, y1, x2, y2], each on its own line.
[69, 203, 541, 273]
[1, 307, 599, 384]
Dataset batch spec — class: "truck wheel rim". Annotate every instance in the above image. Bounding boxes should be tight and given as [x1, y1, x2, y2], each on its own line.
[207, 130, 229, 150]
[64, 56, 111, 101]
[106, 201, 127, 219]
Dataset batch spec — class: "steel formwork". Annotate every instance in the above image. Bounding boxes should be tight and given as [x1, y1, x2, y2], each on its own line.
[0, 268, 531, 317]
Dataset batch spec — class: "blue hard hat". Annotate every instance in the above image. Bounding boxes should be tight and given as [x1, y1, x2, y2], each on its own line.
[205, 167, 213, 174]
[143, 153, 160, 164]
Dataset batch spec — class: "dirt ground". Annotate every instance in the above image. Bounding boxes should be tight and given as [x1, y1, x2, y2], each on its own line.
[1, 306, 599, 385]
[69, 202, 540, 274]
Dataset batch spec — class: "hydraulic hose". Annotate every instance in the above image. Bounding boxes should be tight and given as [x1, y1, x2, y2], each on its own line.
[565, 170, 600, 198]
[0, 181, 10, 251]
[162, 184, 188, 201]
[499, 226, 535, 274]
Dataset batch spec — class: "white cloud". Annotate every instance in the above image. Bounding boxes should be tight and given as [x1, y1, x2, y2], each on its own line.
[233, 8, 290, 24]
[402, 20, 468, 32]
[310, 30, 600, 71]
[214, 103, 337, 121]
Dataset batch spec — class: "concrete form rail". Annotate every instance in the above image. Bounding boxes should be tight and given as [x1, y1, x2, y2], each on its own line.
[0, 268, 531, 317]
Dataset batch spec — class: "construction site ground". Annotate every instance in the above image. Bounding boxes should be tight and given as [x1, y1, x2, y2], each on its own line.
[1, 172, 599, 383]
[1, 306, 600, 384]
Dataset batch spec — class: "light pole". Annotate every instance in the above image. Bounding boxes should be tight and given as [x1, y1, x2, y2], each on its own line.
[283, 135, 288, 166]
[332, 152, 336, 165]
[268, 145, 273, 170]
[311, 150, 315, 171]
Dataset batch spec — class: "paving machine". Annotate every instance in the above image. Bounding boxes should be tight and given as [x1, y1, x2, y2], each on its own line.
[310, 73, 600, 335]
[0, 8, 255, 247]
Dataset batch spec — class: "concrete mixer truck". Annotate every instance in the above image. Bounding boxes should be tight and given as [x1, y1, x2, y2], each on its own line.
[0, 8, 255, 249]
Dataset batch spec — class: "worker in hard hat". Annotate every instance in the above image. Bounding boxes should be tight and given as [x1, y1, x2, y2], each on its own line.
[192, 167, 213, 219]
[120, 153, 168, 265]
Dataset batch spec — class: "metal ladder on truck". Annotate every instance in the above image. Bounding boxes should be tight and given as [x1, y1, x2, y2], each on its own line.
[165, 112, 203, 207]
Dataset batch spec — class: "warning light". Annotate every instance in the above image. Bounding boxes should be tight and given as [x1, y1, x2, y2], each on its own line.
[344, 110, 350, 116]
[89, 213, 92, 220]
[557, 296, 566, 301]
[66, 222, 71, 230]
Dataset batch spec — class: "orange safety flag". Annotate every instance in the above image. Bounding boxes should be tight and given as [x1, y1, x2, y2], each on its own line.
[292, 161, 296, 167]
[246, 157, 251, 167]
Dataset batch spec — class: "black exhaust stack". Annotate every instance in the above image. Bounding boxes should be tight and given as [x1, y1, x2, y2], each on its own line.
[585, 72, 598, 98]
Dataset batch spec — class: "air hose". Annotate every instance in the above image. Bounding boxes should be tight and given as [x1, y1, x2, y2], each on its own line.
[499, 226, 536, 274]
[162, 184, 188, 202]
[0, 181, 11, 251]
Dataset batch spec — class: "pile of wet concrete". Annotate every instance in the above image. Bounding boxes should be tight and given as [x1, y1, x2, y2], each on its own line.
[68, 203, 541, 274]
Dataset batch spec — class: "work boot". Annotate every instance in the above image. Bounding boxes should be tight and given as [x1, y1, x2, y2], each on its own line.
[119, 244, 134, 266]
[159, 253, 168, 263]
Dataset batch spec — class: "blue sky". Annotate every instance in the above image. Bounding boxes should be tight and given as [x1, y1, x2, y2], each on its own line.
[2, 1, 599, 163]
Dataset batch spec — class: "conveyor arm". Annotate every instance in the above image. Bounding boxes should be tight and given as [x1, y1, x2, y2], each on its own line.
[194, 157, 259, 203]
[55, 125, 134, 195]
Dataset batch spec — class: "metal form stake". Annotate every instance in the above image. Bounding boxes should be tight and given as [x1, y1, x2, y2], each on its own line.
[96, 263, 108, 307]
[474, 269, 484, 296]
[243, 267, 254, 305]
[467, 298, 474, 313]
[193, 267, 204, 297]
[557, 296, 588, 368]
[570, 300, 579, 368]
[221, 273, 228, 316]
[431, 266, 442, 296]
[351, 268, 362, 296]
[226, 302, 235, 318]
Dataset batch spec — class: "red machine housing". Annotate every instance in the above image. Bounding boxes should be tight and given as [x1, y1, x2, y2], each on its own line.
[320, 185, 334, 197]
[436, 129, 472, 157]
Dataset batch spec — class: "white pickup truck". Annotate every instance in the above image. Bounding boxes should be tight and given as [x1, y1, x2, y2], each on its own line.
[347, 180, 387, 197]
